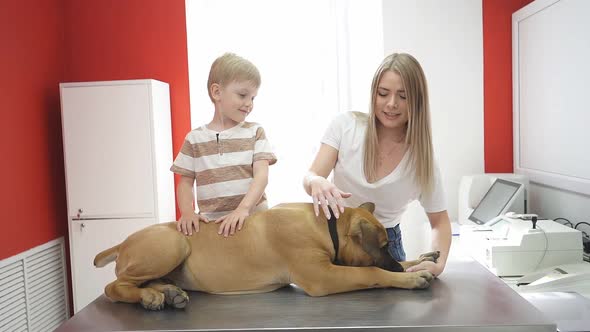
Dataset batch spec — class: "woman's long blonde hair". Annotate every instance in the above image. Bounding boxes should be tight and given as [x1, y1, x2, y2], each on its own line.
[362, 53, 434, 194]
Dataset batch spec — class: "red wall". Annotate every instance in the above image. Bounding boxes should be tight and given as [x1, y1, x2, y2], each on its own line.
[63, 0, 191, 162]
[0, 0, 67, 260]
[482, 0, 533, 172]
[0, 0, 191, 260]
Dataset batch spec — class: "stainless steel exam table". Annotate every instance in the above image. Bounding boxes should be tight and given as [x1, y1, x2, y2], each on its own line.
[55, 256, 556, 331]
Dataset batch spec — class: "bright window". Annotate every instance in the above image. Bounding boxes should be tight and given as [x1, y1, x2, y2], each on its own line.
[185, 0, 383, 206]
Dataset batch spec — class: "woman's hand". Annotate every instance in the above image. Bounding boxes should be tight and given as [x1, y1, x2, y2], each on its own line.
[405, 260, 444, 278]
[409, 210, 451, 278]
[308, 175, 351, 219]
[304, 144, 351, 219]
[177, 212, 209, 235]
[214, 207, 250, 237]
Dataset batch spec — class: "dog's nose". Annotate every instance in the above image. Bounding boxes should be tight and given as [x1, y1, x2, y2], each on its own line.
[382, 259, 404, 272]
[378, 248, 404, 272]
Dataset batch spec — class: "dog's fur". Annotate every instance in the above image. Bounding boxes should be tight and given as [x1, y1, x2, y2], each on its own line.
[94, 203, 438, 310]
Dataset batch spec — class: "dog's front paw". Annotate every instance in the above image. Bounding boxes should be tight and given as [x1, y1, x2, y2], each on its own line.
[164, 287, 189, 309]
[418, 251, 440, 263]
[140, 289, 165, 310]
[409, 271, 434, 289]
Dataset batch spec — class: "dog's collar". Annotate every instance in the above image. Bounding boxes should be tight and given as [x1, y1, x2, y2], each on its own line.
[327, 207, 342, 265]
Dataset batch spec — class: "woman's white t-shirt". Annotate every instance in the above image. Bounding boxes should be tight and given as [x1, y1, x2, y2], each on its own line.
[321, 112, 447, 228]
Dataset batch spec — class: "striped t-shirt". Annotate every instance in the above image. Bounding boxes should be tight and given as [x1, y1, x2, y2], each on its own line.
[170, 122, 277, 220]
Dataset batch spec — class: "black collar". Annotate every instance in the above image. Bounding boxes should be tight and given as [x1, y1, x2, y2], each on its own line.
[327, 207, 342, 265]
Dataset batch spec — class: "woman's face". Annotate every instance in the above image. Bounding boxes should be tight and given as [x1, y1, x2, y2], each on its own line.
[374, 70, 409, 131]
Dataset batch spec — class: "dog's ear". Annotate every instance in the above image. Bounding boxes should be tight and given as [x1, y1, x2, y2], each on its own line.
[350, 219, 386, 258]
[358, 202, 375, 214]
[350, 218, 404, 272]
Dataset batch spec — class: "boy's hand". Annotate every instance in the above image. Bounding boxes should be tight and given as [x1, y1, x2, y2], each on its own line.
[177, 212, 209, 236]
[214, 207, 250, 237]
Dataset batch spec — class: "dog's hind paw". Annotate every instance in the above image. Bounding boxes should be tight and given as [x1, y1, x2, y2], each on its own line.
[164, 287, 189, 309]
[140, 289, 165, 311]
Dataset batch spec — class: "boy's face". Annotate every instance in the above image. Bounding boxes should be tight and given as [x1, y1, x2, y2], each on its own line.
[214, 80, 258, 125]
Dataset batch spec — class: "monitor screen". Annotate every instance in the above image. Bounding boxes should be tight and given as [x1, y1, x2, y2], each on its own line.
[468, 179, 522, 225]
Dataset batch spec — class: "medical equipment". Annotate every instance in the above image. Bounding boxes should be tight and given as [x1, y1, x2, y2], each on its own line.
[458, 174, 529, 225]
[460, 216, 583, 276]
[516, 262, 590, 297]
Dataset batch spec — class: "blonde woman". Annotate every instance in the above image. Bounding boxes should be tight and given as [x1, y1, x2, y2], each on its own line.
[303, 53, 451, 277]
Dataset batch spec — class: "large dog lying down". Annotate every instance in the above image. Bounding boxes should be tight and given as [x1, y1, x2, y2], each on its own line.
[94, 202, 438, 310]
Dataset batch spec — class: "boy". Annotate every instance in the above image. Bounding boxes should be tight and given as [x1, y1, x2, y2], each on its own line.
[170, 53, 276, 237]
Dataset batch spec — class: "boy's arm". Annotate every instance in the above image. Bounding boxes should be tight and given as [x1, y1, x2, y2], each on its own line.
[176, 175, 209, 235]
[215, 159, 270, 237]
[237, 159, 270, 212]
[177, 176, 195, 215]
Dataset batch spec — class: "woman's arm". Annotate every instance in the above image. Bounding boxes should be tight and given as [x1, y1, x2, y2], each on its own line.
[406, 210, 452, 277]
[303, 143, 351, 219]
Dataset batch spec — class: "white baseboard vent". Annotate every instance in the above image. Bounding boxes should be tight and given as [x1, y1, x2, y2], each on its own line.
[0, 238, 69, 332]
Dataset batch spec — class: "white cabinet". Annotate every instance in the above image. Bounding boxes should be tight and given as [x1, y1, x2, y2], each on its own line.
[60, 80, 175, 313]
[69, 218, 155, 311]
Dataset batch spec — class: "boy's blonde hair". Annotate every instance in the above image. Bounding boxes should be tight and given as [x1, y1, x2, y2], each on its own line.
[362, 53, 434, 194]
[207, 53, 261, 102]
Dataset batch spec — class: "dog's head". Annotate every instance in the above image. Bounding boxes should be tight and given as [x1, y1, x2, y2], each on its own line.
[339, 203, 404, 272]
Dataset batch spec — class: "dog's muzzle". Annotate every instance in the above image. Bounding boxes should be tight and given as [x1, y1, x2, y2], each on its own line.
[377, 247, 404, 272]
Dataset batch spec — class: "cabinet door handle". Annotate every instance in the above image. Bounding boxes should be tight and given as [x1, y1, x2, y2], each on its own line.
[72, 220, 86, 230]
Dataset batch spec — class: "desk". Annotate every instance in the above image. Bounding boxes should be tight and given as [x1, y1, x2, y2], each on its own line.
[55, 257, 555, 332]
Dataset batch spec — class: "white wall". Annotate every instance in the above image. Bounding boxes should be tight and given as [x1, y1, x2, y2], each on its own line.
[512, 0, 590, 239]
[530, 185, 590, 234]
[382, 0, 484, 258]
[530, 184, 590, 223]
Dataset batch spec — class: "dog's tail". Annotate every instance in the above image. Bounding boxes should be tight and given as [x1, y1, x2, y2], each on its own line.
[94, 244, 120, 267]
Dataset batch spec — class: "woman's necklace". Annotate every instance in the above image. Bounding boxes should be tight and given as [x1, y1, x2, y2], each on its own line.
[377, 136, 407, 169]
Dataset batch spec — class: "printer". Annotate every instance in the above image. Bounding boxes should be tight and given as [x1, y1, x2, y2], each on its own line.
[460, 216, 583, 277]
[458, 174, 583, 277]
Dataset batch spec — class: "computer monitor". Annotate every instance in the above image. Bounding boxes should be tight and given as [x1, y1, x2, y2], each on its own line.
[468, 178, 524, 225]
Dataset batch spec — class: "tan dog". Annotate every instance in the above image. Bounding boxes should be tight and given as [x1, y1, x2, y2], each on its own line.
[94, 203, 438, 310]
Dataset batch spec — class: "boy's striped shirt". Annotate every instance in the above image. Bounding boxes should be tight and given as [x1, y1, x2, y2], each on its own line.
[171, 122, 276, 220]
